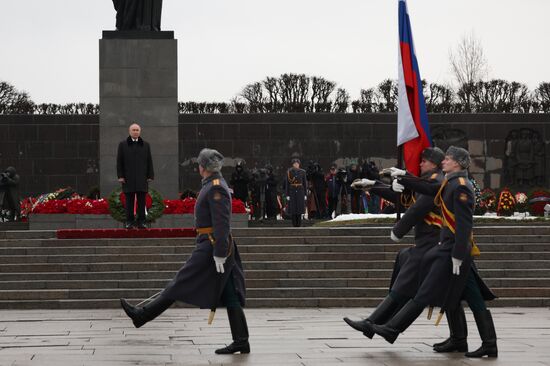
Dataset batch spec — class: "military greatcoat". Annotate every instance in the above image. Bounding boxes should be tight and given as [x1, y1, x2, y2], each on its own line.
[163, 173, 246, 308]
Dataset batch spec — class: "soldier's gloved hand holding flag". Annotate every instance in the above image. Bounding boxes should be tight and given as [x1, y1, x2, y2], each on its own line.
[389, 167, 406, 177]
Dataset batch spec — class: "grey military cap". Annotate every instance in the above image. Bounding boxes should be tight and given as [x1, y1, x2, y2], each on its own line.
[197, 148, 224, 173]
[421, 147, 445, 166]
[446, 146, 471, 169]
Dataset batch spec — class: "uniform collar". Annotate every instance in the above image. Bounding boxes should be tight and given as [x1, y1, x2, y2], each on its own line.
[445, 170, 468, 181]
[420, 168, 440, 179]
[202, 172, 222, 186]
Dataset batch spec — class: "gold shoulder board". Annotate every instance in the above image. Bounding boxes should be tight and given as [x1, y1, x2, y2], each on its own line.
[431, 173, 437, 179]
[458, 177, 466, 185]
[212, 179, 220, 186]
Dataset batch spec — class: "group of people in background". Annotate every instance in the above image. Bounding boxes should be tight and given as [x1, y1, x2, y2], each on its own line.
[228, 158, 387, 225]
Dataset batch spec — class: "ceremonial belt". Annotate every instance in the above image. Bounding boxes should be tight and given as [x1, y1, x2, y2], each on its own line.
[434, 179, 480, 256]
[195, 226, 233, 256]
[400, 192, 442, 228]
[290, 183, 303, 187]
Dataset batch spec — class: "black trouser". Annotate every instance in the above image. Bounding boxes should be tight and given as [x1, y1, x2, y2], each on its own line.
[291, 214, 302, 227]
[327, 196, 338, 218]
[125, 191, 146, 223]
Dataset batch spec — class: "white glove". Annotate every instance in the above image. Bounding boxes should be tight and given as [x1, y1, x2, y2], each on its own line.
[390, 230, 402, 242]
[451, 257, 462, 276]
[389, 167, 406, 177]
[392, 179, 405, 193]
[304, 196, 307, 200]
[214, 256, 226, 274]
[351, 178, 376, 189]
[286, 196, 290, 201]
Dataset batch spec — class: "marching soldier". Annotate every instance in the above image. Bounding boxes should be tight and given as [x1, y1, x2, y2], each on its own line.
[120, 148, 250, 355]
[284, 158, 307, 227]
[343, 147, 445, 338]
[362, 146, 497, 358]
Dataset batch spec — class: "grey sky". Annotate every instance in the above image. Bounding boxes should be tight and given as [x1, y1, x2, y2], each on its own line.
[1, 0, 549, 104]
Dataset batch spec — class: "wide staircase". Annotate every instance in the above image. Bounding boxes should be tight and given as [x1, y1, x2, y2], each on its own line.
[0, 226, 549, 309]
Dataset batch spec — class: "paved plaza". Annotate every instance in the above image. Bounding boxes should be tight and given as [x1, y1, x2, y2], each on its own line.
[0, 307, 548, 365]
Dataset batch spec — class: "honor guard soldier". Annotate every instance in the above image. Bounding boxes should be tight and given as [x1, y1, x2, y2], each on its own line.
[361, 146, 497, 358]
[343, 147, 445, 338]
[284, 158, 307, 227]
[120, 148, 250, 355]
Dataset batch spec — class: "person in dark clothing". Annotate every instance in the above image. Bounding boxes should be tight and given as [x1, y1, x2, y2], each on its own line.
[230, 161, 250, 205]
[306, 162, 327, 219]
[347, 163, 362, 213]
[343, 147, 445, 339]
[361, 160, 381, 213]
[283, 158, 307, 227]
[325, 164, 340, 219]
[335, 167, 350, 215]
[116, 123, 154, 229]
[120, 148, 249, 355]
[264, 165, 279, 220]
[361, 146, 497, 358]
[0, 167, 20, 221]
[249, 168, 268, 220]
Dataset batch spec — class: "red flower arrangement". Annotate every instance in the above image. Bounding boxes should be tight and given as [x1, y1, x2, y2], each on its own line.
[66, 199, 110, 214]
[164, 199, 185, 214]
[32, 200, 68, 214]
[231, 198, 247, 214]
[528, 189, 550, 217]
[496, 188, 516, 216]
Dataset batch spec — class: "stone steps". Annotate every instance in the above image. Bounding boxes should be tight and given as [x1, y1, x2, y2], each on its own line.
[0, 226, 548, 309]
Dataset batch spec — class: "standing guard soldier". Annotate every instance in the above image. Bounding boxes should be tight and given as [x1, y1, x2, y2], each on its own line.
[120, 148, 250, 355]
[362, 146, 497, 358]
[343, 147, 445, 338]
[284, 158, 307, 227]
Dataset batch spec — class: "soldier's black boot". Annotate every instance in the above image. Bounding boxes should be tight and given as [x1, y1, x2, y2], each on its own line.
[215, 307, 250, 354]
[370, 299, 424, 344]
[343, 295, 401, 339]
[433, 306, 468, 352]
[465, 310, 498, 358]
[120, 293, 174, 328]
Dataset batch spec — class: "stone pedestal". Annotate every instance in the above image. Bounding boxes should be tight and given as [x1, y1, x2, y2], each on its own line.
[99, 31, 178, 199]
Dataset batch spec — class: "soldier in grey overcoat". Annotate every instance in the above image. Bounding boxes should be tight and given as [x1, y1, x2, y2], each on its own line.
[120, 148, 249, 355]
[343, 147, 445, 338]
[361, 147, 497, 358]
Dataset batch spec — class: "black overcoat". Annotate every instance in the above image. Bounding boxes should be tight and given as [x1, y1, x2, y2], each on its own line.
[163, 173, 246, 308]
[284, 168, 307, 215]
[400, 171, 496, 311]
[116, 136, 154, 193]
[371, 170, 444, 298]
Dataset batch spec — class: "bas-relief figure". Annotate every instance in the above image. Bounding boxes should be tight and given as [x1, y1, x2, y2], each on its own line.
[503, 128, 546, 187]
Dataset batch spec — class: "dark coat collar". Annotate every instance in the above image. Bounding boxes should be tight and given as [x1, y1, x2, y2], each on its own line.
[126, 136, 144, 145]
[445, 170, 468, 181]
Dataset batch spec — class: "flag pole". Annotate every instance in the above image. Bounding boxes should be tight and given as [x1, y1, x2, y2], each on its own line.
[395, 144, 403, 222]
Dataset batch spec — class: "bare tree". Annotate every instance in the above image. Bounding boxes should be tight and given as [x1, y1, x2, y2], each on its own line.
[240, 82, 264, 113]
[0, 81, 34, 114]
[449, 31, 489, 86]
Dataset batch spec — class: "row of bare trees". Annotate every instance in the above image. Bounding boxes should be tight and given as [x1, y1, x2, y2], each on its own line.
[2, 78, 549, 115]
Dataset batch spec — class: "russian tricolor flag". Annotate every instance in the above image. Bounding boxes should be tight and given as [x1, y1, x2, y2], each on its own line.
[397, 0, 432, 176]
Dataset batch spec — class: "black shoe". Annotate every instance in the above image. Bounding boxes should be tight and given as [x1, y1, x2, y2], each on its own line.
[125, 222, 135, 229]
[120, 299, 147, 328]
[344, 295, 402, 338]
[137, 221, 147, 229]
[215, 307, 250, 354]
[465, 310, 498, 358]
[371, 299, 424, 344]
[120, 294, 174, 329]
[434, 306, 468, 353]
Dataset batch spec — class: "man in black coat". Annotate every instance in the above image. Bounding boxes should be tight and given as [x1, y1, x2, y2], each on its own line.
[283, 158, 307, 227]
[0, 167, 20, 221]
[265, 165, 279, 220]
[120, 148, 249, 355]
[230, 161, 250, 204]
[116, 123, 154, 229]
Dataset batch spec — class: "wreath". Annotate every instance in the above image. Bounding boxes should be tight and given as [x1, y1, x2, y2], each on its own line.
[528, 188, 550, 217]
[108, 187, 165, 223]
[496, 188, 515, 217]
